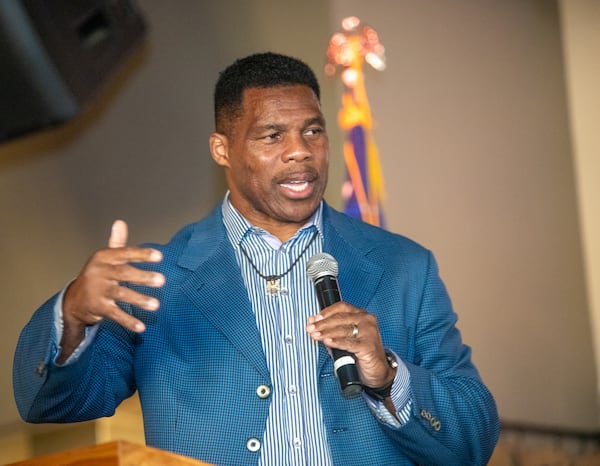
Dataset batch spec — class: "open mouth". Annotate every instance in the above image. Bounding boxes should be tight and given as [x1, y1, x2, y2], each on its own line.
[277, 168, 319, 198]
[280, 180, 310, 192]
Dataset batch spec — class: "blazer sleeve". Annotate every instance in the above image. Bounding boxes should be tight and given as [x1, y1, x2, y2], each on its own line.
[13, 293, 136, 423]
[383, 250, 500, 465]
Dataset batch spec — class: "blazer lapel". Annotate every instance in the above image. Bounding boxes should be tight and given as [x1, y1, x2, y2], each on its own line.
[177, 211, 270, 381]
[316, 205, 385, 372]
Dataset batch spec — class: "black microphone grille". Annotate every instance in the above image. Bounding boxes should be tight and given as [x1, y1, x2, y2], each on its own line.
[306, 253, 339, 282]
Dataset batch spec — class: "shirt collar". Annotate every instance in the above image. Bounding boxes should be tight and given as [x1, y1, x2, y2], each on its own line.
[221, 191, 324, 249]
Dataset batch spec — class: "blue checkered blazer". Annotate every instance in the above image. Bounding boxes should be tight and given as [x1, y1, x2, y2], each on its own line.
[14, 203, 499, 465]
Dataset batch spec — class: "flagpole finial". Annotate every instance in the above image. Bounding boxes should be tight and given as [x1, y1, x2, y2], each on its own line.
[325, 16, 386, 82]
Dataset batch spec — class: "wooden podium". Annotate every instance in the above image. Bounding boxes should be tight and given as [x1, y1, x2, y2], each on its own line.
[6, 440, 213, 466]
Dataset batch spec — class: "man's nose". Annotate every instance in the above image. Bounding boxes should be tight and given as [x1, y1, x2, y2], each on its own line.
[282, 136, 312, 162]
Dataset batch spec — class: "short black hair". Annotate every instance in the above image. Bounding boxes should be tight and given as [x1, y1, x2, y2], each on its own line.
[214, 52, 321, 135]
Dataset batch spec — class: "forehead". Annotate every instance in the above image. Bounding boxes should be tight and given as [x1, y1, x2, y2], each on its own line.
[240, 85, 322, 122]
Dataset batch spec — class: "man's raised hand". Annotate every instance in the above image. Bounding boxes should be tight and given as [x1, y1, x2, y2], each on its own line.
[59, 220, 165, 358]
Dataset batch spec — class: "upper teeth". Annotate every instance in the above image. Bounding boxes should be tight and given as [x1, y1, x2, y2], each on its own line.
[284, 181, 307, 191]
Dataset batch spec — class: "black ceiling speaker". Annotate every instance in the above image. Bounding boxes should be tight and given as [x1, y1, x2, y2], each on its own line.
[0, 0, 147, 143]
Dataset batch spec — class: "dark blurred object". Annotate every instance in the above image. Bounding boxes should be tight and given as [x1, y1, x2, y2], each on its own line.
[0, 0, 146, 143]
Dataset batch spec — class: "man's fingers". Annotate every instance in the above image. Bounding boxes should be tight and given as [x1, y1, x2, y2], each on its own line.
[93, 261, 165, 289]
[108, 285, 160, 312]
[100, 219, 164, 265]
[108, 219, 128, 249]
[107, 287, 160, 332]
[306, 304, 377, 348]
[93, 247, 163, 266]
[83, 288, 160, 333]
[103, 302, 147, 333]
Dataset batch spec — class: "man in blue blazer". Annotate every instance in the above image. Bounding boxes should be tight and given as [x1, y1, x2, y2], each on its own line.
[14, 52, 499, 465]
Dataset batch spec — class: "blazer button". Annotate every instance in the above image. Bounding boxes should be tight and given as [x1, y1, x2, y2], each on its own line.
[256, 384, 271, 399]
[35, 361, 46, 377]
[246, 438, 261, 452]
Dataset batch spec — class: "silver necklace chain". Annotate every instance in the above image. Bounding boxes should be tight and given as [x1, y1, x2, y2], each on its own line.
[239, 230, 318, 294]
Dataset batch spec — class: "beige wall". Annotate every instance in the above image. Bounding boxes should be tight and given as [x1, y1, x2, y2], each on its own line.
[1, 0, 598, 462]
[559, 0, 600, 403]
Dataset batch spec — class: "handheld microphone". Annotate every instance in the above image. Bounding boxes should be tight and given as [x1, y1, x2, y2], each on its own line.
[306, 253, 362, 398]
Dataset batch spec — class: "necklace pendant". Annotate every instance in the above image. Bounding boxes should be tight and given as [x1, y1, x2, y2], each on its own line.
[266, 277, 281, 295]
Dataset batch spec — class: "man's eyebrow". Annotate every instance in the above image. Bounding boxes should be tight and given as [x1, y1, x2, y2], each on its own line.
[252, 123, 287, 134]
[256, 116, 325, 132]
[305, 116, 326, 126]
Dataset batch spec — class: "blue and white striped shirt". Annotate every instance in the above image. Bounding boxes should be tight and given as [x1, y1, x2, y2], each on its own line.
[222, 197, 334, 466]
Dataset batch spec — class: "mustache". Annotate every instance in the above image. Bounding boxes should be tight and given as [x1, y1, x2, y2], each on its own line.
[275, 167, 319, 183]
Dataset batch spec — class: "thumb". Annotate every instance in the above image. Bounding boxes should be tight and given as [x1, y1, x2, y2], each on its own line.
[108, 219, 128, 248]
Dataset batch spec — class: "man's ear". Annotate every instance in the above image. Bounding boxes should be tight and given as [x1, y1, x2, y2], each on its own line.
[209, 132, 230, 167]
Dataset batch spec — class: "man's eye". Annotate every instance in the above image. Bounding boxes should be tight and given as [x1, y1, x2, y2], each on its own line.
[305, 127, 324, 136]
[264, 132, 281, 140]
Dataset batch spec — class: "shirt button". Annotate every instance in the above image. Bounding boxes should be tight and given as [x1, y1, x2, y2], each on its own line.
[256, 385, 271, 399]
[284, 335, 293, 344]
[280, 288, 289, 296]
[246, 438, 261, 452]
[289, 385, 297, 395]
[293, 437, 302, 448]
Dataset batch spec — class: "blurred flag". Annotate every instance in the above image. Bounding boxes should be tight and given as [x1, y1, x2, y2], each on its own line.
[325, 16, 386, 227]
